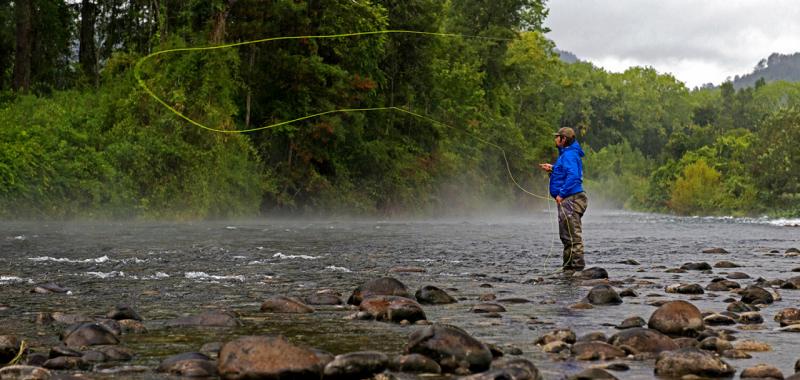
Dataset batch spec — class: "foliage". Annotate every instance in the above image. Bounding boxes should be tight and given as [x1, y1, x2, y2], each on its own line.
[668, 159, 722, 215]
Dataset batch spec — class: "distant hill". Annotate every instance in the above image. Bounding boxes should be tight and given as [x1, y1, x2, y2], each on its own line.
[733, 52, 800, 89]
[555, 49, 579, 64]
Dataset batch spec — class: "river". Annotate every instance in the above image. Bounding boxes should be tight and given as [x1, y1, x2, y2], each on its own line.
[1, 210, 798, 379]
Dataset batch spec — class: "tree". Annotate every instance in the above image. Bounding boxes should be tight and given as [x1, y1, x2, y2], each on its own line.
[12, 0, 33, 92]
[79, 0, 98, 86]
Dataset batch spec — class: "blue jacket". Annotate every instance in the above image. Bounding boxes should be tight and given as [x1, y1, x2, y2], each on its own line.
[549, 141, 585, 198]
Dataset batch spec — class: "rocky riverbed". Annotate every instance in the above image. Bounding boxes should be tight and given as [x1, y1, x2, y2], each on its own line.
[1, 211, 799, 379]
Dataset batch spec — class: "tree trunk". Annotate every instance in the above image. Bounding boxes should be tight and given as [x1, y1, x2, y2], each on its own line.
[12, 0, 33, 93]
[79, 0, 98, 86]
[245, 45, 256, 128]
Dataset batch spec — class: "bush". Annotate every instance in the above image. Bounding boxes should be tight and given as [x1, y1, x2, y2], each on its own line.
[668, 159, 723, 215]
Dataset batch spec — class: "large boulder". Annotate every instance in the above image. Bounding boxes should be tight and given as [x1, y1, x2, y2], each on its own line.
[347, 277, 410, 305]
[406, 324, 492, 374]
[648, 301, 704, 337]
[608, 328, 679, 354]
[63, 323, 120, 347]
[585, 285, 622, 305]
[654, 347, 734, 377]
[415, 285, 457, 305]
[260, 296, 314, 313]
[359, 296, 426, 323]
[323, 351, 388, 380]
[217, 336, 322, 380]
[741, 285, 774, 305]
[165, 311, 241, 327]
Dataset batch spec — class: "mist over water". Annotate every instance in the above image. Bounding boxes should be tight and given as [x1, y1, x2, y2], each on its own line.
[1, 211, 798, 379]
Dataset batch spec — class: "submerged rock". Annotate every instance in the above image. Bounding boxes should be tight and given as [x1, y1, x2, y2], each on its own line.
[157, 352, 217, 377]
[165, 310, 241, 328]
[106, 305, 142, 321]
[585, 285, 622, 305]
[348, 277, 410, 306]
[388, 354, 441, 374]
[726, 272, 750, 280]
[567, 368, 618, 380]
[648, 300, 704, 337]
[654, 347, 734, 377]
[63, 323, 120, 347]
[703, 248, 729, 254]
[734, 340, 772, 352]
[740, 364, 783, 379]
[260, 296, 314, 313]
[471, 303, 506, 313]
[572, 342, 626, 361]
[217, 336, 322, 380]
[406, 324, 492, 374]
[714, 261, 741, 268]
[415, 285, 457, 305]
[681, 262, 712, 270]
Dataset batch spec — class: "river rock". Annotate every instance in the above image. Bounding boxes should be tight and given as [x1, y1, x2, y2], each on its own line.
[49, 345, 82, 358]
[106, 305, 142, 321]
[165, 310, 241, 327]
[704, 313, 736, 326]
[81, 350, 107, 363]
[348, 277, 410, 306]
[31, 283, 69, 294]
[608, 328, 679, 354]
[734, 340, 771, 351]
[741, 285, 774, 305]
[305, 292, 343, 305]
[681, 262, 712, 270]
[714, 261, 741, 268]
[572, 342, 625, 360]
[42, 356, 89, 370]
[415, 285, 457, 304]
[796, 357, 799, 373]
[721, 349, 752, 359]
[497, 297, 532, 304]
[260, 296, 314, 313]
[217, 336, 322, 380]
[727, 301, 759, 313]
[359, 296, 426, 323]
[725, 272, 749, 280]
[94, 345, 133, 361]
[388, 354, 441, 374]
[740, 364, 783, 379]
[619, 288, 638, 297]
[783, 276, 800, 289]
[585, 285, 622, 305]
[666, 283, 704, 295]
[460, 366, 540, 380]
[536, 329, 576, 345]
[654, 347, 734, 377]
[63, 323, 119, 347]
[567, 368, 618, 379]
[703, 248, 729, 254]
[775, 308, 800, 326]
[157, 352, 217, 377]
[323, 351, 388, 380]
[578, 332, 607, 342]
[648, 300, 704, 337]
[95, 318, 123, 337]
[577, 267, 609, 280]
[615, 316, 646, 329]
[479, 293, 496, 302]
[706, 278, 741, 291]
[50, 312, 92, 325]
[698, 337, 733, 352]
[118, 319, 147, 334]
[0, 335, 22, 363]
[472, 303, 506, 313]
[406, 324, 492, 374]
[738, 311, 764, 324]
[541, 341, 570, 353]
[779, 324, 800, 332]
[0, 365, 52, 380]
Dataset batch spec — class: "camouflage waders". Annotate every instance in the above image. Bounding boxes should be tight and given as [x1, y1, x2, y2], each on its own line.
[558, 192, 588, 270]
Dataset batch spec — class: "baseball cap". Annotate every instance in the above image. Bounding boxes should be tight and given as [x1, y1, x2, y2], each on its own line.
[553, 127, 575, 139]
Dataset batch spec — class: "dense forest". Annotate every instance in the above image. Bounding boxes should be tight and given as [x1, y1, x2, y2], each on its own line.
[1, 0, 799, 219]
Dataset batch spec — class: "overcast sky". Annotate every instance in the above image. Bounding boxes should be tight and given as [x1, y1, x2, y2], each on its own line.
[544, 1, 800, 88]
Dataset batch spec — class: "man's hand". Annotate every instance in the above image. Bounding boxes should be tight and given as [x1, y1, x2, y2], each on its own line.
[555, 195, 563, 205]
[538, 163, 552, 172]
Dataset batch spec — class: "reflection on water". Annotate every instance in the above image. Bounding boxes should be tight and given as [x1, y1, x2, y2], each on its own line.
[1, 211, 798, 379]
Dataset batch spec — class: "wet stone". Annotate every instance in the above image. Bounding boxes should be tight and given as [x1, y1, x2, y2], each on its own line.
[703, 313, 736, 326]
[479, 293, 496, 301]
[726, 272, 750, 279]
[106, 305, 142, 321]
[703, 248, 729, 254]
[577, 267, 609, 280]
[654, 347, 734, 378]
[572, 342, 626, 361]
[666, 283, 704, 295]
[618, 288, 638, 297]
[323, 351, 388, 380]
[681, 262, 712, 270]
[43, 356, 89, 370]
[218, 336, 323, 380]
[734, 340, 772, 352]
[714, 261, 741, 268]
[775, 308, 800, 326]
[541, 341, 570, 353]
[260, 296, 314, 313]
[50, 312, 92, 325]
[81, 350, 107, 363]
[157, 352, 216, 377]
[567, 368, 618, 380]
[496, 297, 531, 304]
[740, 364, 783, 379]
[727, 301, 759, 313]
[31, 283, 69, 294]
[618, 259, 640, 265]
[388, 354, 441, 374]
[63, 323, 119, 347]
[536, 329, 576, 345]
[577, 332, 607, 343]
[615, 316, 646, 329]
[721, 349, 752, 359]
[698, 337, 733, 352]
[673, 337, 699, 349]
[472, 303, 506, 313]
[305, 293, 343, 305]
[648, 300, 704, 337]
[118, 319, 147, 334]
[738, 311, 764, 324]
[406, 324, 492, 374]
[165, 310, 241, 327]
[778, 324, 800, 332]
[415, 285, 457, 305]
[0, 335, 22, 363]
[585, 285, 622, 305]
[360, 296, 426, 323]
[93, 345, 133, 361]
[0, 365, 52, 380]
[783, 276, 800, 289]
[741, 285, 774, 305]
[666, 268, 687, 273]
[25, 353, 48, 367]
[608, 328, 679, 354]
[347, 277, 410, 306]
[49, 345, 83, 358]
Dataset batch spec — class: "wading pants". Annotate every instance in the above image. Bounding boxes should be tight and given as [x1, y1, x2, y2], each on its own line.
[558, 192, 588, 270]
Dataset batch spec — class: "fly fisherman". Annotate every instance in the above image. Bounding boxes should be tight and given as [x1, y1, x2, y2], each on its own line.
[538, 127, 588, 271]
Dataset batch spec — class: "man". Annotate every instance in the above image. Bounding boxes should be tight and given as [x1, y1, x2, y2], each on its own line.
[538, 127, 588, 271]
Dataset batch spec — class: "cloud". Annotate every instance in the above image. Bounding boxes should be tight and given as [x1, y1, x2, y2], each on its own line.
[545, 0, 800, 87]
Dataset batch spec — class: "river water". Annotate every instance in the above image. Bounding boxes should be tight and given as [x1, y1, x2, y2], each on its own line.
[1, 211, 798, 379]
